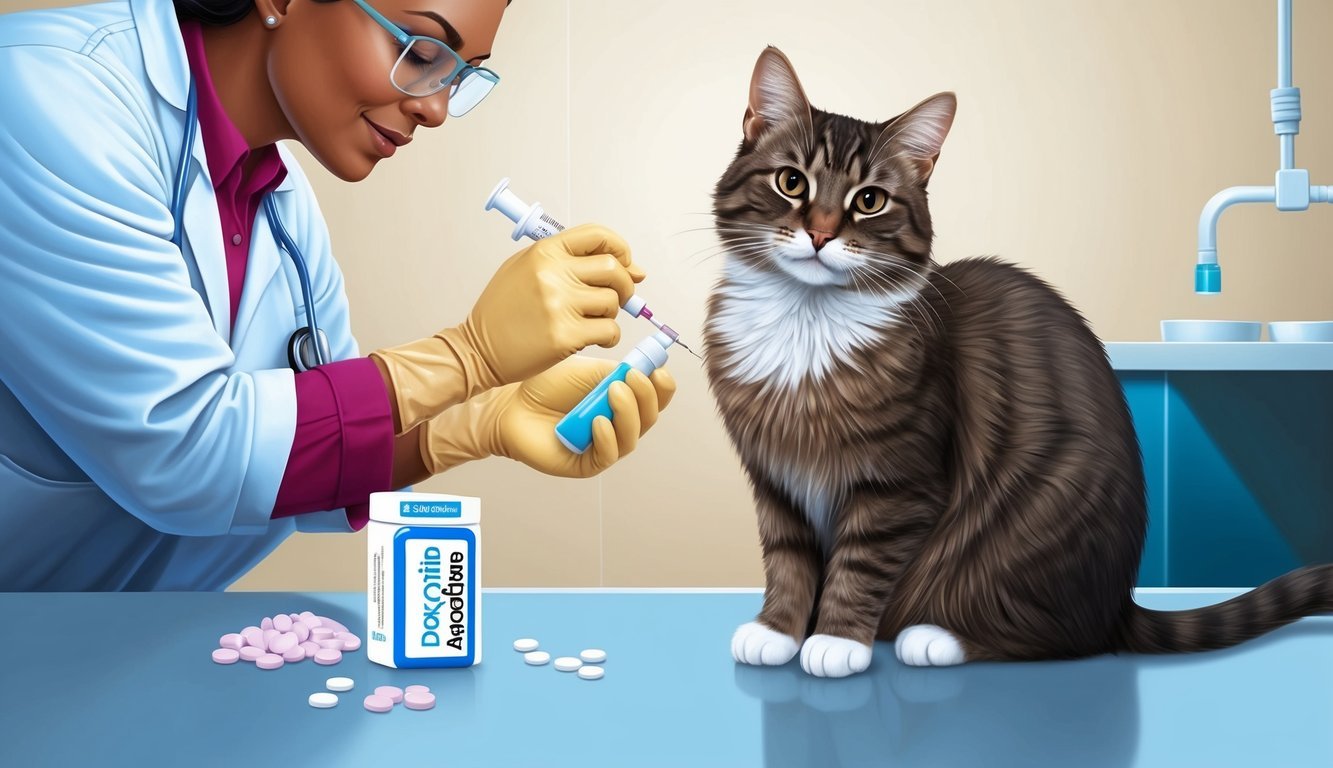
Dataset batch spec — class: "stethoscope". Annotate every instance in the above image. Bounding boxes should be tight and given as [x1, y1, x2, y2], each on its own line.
[170, 79, 330, 372]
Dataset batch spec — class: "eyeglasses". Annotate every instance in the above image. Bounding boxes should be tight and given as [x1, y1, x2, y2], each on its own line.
[351, 0, 500, 116]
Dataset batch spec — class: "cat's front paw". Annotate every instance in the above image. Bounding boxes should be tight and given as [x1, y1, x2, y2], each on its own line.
[799, 634, 872, 678]
[731, 621, 800, 666]
[894, 624, 967, 667]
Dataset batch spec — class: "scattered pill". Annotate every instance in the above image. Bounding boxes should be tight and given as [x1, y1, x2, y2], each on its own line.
[320, 617, 350, 634]
[273, 614, 293, 633]
[579, 649, 607, 664]
[289, 613, 301, 622]
[263, 629, 281, 650]
[300, 611, 322, 628]
[270, 632, 299, 655]
[312, 628, 335, 642]
[524, 651, 551, 666]
[241, 627, 265, 648]
[219, 633, 245, 651]
[403, 685, 430, 695]
[282, 646, 306, 663]
[513, 638, 540, 653]
[578, 666, 604, 681]
[363, 694, 393, 713]
[256, 653, 285, 670]
[553, 657, 582, 672]
[374, 686, 404, 704]
[326, 677, 355, 692]
[317, 639, 344, 651]
[313, 648, 342, 666]
[239, 646, 264, 662]
[212, 648, 240, 665]
[300, 641, 320, 659]
[403, 691, 436, 711]
[292, 622, 311, 643]
[261, 617, 273, 631]
[338, 634, 361, 652]
[308, 692, 338, 709]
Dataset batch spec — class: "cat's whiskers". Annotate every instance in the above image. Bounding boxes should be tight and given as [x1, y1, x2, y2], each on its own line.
[848, 260, 947, 335]
[842, 264, 929, 344]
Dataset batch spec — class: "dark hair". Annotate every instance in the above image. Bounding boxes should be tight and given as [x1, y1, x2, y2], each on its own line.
[174, 0, 509, 27]
[173, 0, 336, 26]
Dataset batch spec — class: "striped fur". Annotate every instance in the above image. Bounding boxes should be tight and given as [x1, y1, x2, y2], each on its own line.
[707, 47, 1333, 669]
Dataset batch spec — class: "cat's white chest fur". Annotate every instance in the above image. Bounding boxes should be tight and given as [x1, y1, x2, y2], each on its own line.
[709, 257, 909, 391]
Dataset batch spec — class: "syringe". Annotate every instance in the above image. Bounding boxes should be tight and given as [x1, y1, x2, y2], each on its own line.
[484, 178, 703, 360]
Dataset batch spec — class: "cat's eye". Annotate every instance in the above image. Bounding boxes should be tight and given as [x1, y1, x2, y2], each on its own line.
[775, 168, 808, 199]
[853, 187, 889, 216]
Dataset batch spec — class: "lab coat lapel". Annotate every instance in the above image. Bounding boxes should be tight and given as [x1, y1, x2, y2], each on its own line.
[181, 148, 232, 345]
[231, 170, 298, 358]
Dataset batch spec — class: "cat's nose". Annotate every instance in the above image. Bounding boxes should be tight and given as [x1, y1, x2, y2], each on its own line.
[809, 229, 835, 251]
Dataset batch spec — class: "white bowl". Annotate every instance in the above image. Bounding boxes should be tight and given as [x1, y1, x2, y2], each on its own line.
[1160, 320, 1262, 342]
[1267, 321, 1333, 342]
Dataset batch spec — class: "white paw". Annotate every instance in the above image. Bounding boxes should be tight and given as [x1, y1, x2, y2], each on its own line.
[799, 634, 873, 678]
[894, 624, 967, 667]
[731, 621, 800, 666]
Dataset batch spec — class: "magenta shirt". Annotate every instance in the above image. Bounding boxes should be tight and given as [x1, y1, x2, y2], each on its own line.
[181, 21, 393, 530]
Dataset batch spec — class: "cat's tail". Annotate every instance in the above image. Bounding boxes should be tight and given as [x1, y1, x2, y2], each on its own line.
[1118, 564, 1333, 654]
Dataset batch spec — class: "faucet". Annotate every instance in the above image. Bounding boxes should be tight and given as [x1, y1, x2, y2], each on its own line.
[1196, 0, 1333, 293]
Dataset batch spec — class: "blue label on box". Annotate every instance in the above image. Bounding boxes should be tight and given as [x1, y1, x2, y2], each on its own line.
[400, 500, 462, 518]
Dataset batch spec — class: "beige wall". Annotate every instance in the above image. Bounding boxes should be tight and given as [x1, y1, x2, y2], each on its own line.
[11, 1, 1333, 588]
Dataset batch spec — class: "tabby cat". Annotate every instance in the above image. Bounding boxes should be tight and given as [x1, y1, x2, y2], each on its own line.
[703, 46, 1333, 678]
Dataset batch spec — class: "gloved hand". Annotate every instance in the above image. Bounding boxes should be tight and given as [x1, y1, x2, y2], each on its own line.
[370, 224, 645, 433]
[418, 356, 676, 478]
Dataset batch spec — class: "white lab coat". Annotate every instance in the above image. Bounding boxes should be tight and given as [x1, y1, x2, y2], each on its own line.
[0, 0, 367, 590]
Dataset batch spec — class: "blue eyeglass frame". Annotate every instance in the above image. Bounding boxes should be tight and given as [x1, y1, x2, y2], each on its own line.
[349, 0, 500, 103]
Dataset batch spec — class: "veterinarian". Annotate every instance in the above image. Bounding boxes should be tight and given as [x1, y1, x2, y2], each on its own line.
[0, 0, 674, 590]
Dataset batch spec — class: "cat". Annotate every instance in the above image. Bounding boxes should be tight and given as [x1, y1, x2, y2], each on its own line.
[703, 46, 1333, 678]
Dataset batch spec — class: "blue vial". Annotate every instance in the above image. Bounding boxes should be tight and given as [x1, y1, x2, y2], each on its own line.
[555, 330, 674, 453]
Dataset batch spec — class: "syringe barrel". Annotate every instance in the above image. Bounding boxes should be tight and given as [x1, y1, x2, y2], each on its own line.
[554, 332, 672, 454]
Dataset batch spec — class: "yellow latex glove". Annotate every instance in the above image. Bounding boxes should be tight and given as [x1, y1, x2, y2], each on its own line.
[370, 224, 645, 433]
[419, 356, 676, 479]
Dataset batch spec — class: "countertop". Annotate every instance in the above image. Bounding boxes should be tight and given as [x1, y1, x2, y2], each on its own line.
[1105, 341, 1333, 371]
[2, 589, 1330, 767]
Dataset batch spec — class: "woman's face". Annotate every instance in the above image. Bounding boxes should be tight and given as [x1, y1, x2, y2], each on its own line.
[264, 0, 506, 181]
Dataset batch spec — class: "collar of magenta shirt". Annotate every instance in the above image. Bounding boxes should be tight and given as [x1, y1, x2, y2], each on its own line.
[178, 19, 287, 208]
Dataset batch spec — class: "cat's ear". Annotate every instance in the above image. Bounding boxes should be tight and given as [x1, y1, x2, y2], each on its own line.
[877, 92, 957, 184]
[743, 46, 813, 145]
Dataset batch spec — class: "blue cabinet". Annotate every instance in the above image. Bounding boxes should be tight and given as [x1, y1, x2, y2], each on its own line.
[1110, 343, 1333, 586]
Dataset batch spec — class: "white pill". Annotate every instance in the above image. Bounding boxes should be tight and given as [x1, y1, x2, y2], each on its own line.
[579, 649, 607, 664]
[326, 677, 355, 692]
[513, 638, 540, 653]
[308, 692, 338, 709]
[578, 666, 604, 681]
[523, 651, 551, 666]
[553, 657, 582, 672]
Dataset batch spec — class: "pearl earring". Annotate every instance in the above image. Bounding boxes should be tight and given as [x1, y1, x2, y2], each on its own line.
[265, 15, 277, 26]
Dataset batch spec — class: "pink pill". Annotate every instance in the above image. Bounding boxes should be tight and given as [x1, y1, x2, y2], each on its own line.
[300, 611, 322, 628]
[282, 646, 306, 663]
[403, 691, 436, 711]
[313, 648, 342, 666]
[261, 617, 273, 631]
[374, 686, 403, 704]
[289, 613, 300, 621]
[316, 639, 341, 651]
[219, 633, 245, 651]
[211, 648, 240, 665]
[239, 646, 264, 662]
[300, 641, 321, 659]
[263, 629, 281, 649]
[319, 617, 349, 634]
[335, 633, 361, 652]
[241, 627, 265, 648]
[363, 694, 393, 713]
[256, 653, 284, 670]
[270, 632, 299, 655]
[273, 614, 293, 633]
[292, 622, 310, 643]
[311, 628, 335, 642]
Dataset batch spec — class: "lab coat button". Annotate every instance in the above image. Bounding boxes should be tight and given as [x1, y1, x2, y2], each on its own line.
[232, 234, 242, 245]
